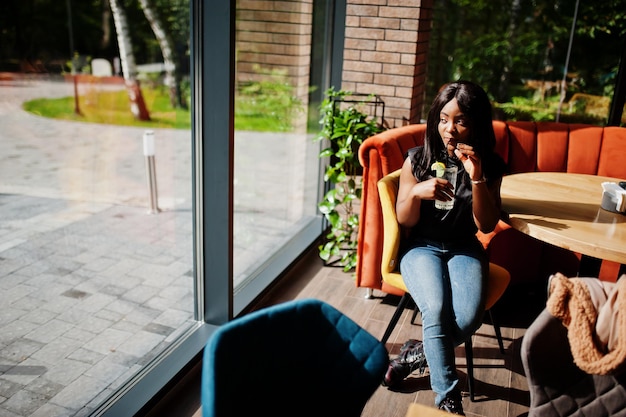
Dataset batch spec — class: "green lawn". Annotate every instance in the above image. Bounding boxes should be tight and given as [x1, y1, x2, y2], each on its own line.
[23, 84, 298, 132]
[23, 86, 191, 129]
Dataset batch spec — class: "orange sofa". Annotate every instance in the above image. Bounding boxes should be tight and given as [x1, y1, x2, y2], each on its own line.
[357, 121, 626, 295]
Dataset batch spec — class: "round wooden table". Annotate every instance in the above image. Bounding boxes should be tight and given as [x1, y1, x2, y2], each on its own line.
[500, 172, 626, 266]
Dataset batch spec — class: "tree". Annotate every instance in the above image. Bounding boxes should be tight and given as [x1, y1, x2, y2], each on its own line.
[426, 0, 626, 110]
[137, 0, 185, 108]
[498, 0, 522, 102]
[109, 0, 151, 120]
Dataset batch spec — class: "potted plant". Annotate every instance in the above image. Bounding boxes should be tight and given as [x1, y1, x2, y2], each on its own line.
[314, 88, 385, 271]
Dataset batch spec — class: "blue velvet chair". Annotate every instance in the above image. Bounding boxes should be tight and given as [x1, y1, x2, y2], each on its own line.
[201, 298, 389, 417]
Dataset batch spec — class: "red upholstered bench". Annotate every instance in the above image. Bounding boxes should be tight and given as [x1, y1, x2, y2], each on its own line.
[357, 121, 626, 294]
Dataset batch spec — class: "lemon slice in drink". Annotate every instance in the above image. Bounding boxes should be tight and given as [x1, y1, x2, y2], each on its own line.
[431, 161, 446, 178]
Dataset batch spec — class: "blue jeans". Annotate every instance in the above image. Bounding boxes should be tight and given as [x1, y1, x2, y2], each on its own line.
[399, 237, 487, 405]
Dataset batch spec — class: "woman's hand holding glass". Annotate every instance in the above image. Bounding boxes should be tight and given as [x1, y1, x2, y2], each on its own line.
[411, 177, 455, 204]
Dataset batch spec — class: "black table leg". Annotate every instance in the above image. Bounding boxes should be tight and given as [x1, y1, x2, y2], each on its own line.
[578, 255, 602, 277]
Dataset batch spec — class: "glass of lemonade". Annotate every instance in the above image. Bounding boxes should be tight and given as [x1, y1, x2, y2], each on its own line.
[435, 165, 458, 210]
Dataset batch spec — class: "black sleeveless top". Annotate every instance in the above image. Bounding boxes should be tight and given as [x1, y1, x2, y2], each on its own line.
[404, 146, 505, 247]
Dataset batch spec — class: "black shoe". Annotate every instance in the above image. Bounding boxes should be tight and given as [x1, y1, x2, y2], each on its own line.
[382, 339, 427, 387]
[399, 338, 421, 353]
[438, 391, 465, 415]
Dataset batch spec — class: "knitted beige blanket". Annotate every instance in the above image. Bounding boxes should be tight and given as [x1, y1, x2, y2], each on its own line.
[547, 272, 626, 375]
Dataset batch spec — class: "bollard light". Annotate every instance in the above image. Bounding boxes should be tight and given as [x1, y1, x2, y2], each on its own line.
[143, 130, 160, 214]
[143, 130, 155, 156]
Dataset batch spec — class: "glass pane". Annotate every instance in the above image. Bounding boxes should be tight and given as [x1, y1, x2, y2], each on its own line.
[426, 1, 625, 126]
[0, 1, 195, 415]
[233, 1, 321, 291]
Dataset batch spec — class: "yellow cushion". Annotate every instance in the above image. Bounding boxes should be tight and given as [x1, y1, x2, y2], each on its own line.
[377, 169, 406, 291]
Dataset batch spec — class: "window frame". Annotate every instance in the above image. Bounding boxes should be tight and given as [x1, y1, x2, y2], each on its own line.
[93, 1, 343, 415]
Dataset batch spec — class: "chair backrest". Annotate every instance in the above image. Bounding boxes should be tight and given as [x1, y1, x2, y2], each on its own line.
[521, 308, 626, 417]
[376, 169, 407, 291]
[201, 298, 389, 417]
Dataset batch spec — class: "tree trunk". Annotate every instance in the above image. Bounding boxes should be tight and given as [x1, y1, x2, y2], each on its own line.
[498, 0, 522, 102]
[101, 0, 111, 50]
[109, 0, 151, 121]
[138, 0, 185, 108]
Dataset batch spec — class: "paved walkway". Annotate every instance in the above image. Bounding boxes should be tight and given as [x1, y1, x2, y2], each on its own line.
[0, 76, 313, 416]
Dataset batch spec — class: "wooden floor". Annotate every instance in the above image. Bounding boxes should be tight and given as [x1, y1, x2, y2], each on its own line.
[155, 248, 548, 417]
[253, 249, 548, 417]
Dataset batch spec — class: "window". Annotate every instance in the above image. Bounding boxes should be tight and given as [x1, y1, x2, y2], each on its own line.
[0, 1, 334, 416]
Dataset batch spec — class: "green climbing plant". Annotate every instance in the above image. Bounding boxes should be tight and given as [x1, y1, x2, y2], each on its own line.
[314, 88, 384, 272]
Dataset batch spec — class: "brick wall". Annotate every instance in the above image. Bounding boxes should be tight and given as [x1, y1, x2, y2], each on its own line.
[236, 0, 313, 131]
[343, 0, 433, 128]
[235, 0, 433, 130]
